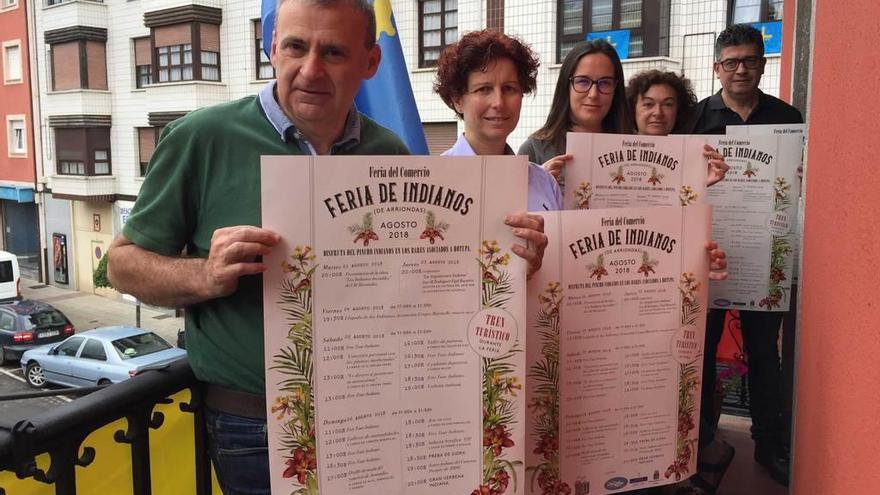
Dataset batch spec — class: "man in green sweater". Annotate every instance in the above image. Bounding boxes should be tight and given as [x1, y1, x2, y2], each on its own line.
[107, 0, 408, 493]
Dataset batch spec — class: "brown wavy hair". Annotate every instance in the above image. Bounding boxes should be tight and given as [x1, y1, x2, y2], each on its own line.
[626, 70, 698, 134]
[529, 39, 632, 151]
[433, 29, 539, 118]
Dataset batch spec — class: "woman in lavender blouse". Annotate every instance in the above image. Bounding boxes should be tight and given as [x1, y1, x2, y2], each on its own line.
[433, 29, 562, 214]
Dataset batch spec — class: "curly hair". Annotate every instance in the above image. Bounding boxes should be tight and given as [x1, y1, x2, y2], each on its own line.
[433, 29, 539, 118]
[626, 70, 697, 134]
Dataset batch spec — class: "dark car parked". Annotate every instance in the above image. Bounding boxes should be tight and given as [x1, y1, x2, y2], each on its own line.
[0, 299, 75, 365]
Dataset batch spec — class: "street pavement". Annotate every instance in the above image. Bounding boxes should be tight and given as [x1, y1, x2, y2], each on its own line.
[20, 279, 184, 344]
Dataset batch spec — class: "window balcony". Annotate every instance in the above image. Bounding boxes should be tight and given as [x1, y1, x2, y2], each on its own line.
[41, 0, 107, 32]
[44, 91, 112, 117]
[619, 56, 682, 74]
[143, 80, 229, 114]
[49, 174, 117, 201]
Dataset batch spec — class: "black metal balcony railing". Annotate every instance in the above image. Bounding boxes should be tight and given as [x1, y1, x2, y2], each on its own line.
[0, 359, 214, 495]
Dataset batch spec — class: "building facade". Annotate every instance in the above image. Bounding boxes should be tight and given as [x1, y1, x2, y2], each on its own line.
[395, 0, 788, 152]
[29, 0, 789, 292]
[32, 0, 271, 291]
[1, 0, 41, 280]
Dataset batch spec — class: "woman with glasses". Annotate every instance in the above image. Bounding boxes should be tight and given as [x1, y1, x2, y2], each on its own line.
[433, 29, 556, 279]
[518, 39, 631, 181]
[626, 70, 729, 186]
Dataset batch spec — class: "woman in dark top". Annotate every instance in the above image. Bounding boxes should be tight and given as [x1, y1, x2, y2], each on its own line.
[518, 39, 632, 183]
[626, 69, 729, 186]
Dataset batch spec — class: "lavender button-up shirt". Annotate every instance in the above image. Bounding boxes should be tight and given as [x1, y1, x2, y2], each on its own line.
[442, 134, 563, 212]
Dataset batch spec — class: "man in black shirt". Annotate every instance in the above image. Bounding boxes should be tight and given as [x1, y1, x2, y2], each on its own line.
[687, 24, 803, 491]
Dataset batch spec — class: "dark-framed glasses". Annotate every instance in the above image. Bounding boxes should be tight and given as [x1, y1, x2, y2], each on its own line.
[569, 76, 616, 95]
[717, 57, 763, 72]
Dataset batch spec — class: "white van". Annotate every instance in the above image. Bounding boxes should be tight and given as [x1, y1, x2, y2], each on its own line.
[0, 251, 21, 301]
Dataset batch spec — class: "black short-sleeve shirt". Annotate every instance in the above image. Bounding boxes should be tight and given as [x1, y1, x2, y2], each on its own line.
[687, 90, 804, 135]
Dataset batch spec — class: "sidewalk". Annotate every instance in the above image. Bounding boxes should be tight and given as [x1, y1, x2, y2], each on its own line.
[20, 279, 184, 345]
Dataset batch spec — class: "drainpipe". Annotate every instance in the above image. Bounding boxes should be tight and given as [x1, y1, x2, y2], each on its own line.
[24, 0, 47, 284]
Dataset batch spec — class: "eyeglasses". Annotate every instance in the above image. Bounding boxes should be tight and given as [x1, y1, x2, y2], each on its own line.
[569, 76, 616, 95]
[716, 57, 763, 72]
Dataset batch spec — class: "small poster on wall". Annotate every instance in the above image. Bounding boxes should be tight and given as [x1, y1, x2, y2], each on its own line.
[52, 233, 68, 285]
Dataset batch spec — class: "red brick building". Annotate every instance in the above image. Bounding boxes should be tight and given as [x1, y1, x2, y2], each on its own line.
[0, 0, 40, 279]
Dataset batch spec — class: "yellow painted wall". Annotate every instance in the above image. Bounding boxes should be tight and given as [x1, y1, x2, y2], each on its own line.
[71, 201, 113, 294]
[0, 391, 221, 494]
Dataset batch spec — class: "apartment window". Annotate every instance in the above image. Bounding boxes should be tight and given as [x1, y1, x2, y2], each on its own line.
[157, 44, 193, 82]
[729, 0, 783, 23]
[55, 127, 111, 176]
[93, 150, 110, 175]
[2, 41, 22, 83]
[418, 0, 457, 68]
[50, 40, 108, 91]
[201, 51, 219, 81]
[133, 37, 152, 88]
[254, 20, 274, 80]
[59, 161, 85, 175]
[152, 22, 221, 83]
[6, 117, 26, 156]
[137, 65, 152, 87]
[2, 0, 18, 9]
[137, 127, 159, 176]
[557, 0, 669, 62]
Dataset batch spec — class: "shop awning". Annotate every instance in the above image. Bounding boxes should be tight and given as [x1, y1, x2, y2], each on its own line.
[0, 186, 34, 203]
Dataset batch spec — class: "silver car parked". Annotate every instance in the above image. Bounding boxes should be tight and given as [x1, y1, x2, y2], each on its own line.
[21, 326, 186, 388]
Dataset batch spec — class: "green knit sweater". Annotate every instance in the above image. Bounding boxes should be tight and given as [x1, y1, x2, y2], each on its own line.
[124, 95, 409, 394]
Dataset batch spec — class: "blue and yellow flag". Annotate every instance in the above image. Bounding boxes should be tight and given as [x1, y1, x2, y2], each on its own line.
[261, 0, 429, 154]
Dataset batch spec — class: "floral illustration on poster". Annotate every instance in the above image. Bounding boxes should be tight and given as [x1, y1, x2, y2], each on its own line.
[475, 240, 522, 495]
[587, 254, 608, 280]
[678, 186, 698, 206]
[272, 246, 318, 494]
[679, 273, 701, 326]
[420, 210, 449, 244]
[665, 272, 703, 481]
[647, 167, 664, 185]
[666, 361, 699, 481]
[637, 251, 659, 277]
[349, 212, 379, 246]
[573, 182, 593, 210]
[526, 282, 568, 495]
[761, 177, 793, 309]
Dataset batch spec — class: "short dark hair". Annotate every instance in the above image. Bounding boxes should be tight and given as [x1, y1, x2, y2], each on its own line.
[433, 30, 539, 118]
[715, 23, 765, 59]
[626, 70, 697, 134]
[530, 39, 633, 151]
